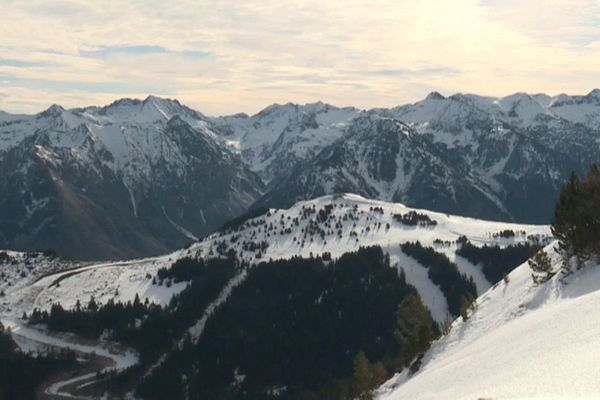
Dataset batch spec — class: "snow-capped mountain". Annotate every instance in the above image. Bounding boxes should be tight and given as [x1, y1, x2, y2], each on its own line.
[209, 101, 360, 182]
[248, 90, 600, 223]
[255, 113, 515, 220]
[1, 89, 598, 259]
[376, 245, 600, 400]
[0, 96, 264, 260]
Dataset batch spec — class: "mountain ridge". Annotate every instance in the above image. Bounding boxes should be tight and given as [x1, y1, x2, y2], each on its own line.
[1, 89, 598, 258]
[0, 98, 264, 259]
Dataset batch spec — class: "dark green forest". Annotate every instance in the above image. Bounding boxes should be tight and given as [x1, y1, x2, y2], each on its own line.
[401, 241, 477, 316]
[455, 237, 534, 284]
[138, 247, 433, 400]
[0, 320, 77, 400]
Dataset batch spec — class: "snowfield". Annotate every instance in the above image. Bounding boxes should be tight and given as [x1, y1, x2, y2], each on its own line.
[376, 245, 600, 400]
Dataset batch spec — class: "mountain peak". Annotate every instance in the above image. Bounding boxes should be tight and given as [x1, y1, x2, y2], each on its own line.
[255, 101, 340, 118]
[37, 104, 65, 118]
[102, 97, 143, 110]
[425, 91, 445, 101]
[143, 95, 180, 106]
[587, 88, 600, 102]
[448, 93, 469, 103]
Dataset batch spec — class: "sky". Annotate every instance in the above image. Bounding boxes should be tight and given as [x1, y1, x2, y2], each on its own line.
[0, 0, 599, 116]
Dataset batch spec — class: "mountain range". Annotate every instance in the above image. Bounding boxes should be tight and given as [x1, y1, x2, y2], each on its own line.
[1, 89, 599, 259]
[0, 97, 263, 260]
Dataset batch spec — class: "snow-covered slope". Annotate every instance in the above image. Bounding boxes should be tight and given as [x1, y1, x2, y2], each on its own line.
[210, 102, 361, 182]
[549, 88, 600, 128]
[0, 96, 209, 155]
[376, 245, 600, 399]
[194, 194, 549, 322]
[0, 194, 550, 328]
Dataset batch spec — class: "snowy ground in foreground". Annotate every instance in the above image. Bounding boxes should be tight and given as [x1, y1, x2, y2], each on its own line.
[376, 245, 600, 400]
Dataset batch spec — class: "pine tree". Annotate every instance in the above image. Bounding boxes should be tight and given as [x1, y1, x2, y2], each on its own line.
[370, 361, 388, 386]
[581, 165, 600, 257]
[87, 296, 98, 312]
[395, 294, 433, 367]
[529, 249, 553, 284]
[552, 165, 600, 269]
[552, 171, 581, 267]
[352, 351, 373, 400]
[352, 351, 385, 400]
[441, 315, 453, 336]
[459, 294, 475, 322]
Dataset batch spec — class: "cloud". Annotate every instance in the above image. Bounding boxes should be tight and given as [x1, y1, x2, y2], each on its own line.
[78, 45, 212, 60]
[0, 58, 55, 67]
[0, 0, 599, 115]
[79, 45, 169, 59]
[365, 68, 461, 78]
[0, 72, 172, 95]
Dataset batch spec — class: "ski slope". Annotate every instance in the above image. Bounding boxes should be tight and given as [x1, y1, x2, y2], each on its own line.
[376, 245, 600, 400]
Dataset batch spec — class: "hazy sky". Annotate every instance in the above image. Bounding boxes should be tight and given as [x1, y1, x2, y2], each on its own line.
[1, 0, 599, 115]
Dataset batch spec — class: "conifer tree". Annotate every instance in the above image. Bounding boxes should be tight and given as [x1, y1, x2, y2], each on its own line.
[529, 249, 553, 284]
[353, 351, 374, 400]
[459, 294, 475, 322]
[552, 165, 600, 269]
[552, 171, 581, 266]
[394, 294, 433, 367]
[87, 296, 98, 312]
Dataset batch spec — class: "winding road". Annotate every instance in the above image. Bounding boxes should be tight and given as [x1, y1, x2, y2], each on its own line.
[2, 261, 139, 399]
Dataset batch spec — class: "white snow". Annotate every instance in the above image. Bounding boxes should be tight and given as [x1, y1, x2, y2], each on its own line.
[2, 316, 138, 397]
[0, 253, 190, 325]
[376, 245, 600, 400]
[184, 269, 248, 344]
[162, 206, 198, 241]
[190, 193, 550, 323]
[390, 249, 449, 323]
[211, 102, 361, 181]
